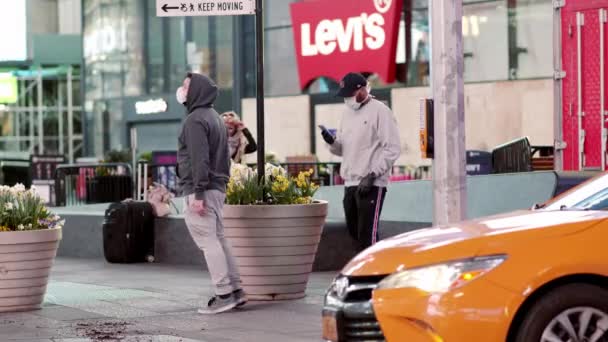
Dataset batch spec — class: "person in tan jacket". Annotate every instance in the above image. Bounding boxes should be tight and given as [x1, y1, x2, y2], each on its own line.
[221, 111, 257, 164]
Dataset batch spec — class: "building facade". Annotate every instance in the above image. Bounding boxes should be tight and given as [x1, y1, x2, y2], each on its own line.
[82, 0, 555, 165]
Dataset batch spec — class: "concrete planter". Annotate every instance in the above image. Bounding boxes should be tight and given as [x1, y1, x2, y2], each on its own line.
[224, 201, 328, 301]
[0, 228, 62, 312]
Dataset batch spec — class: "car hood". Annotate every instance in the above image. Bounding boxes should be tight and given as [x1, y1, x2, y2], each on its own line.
[342, 210, 607, 276]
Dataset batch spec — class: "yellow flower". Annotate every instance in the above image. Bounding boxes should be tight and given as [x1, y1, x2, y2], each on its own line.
[0, 226, 10, 232]
[295, 170, 314, 189]
[227, 178, 240, 196]
[294, 197, 312, 205]
[271, 175, 290, 193]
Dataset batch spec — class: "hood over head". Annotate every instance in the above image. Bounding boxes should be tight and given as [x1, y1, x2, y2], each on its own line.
[186, 73, 219, 113]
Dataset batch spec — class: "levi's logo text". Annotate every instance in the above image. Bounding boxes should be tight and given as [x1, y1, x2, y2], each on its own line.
[290, 0, 402, 89]
[300, 13, 386, 56]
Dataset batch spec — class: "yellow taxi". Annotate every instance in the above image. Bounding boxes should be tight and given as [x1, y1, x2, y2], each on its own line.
[323, 173, 608, 342]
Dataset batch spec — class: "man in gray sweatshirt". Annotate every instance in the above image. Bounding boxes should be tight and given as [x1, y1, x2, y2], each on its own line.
[176, 73, 246, 314]
[322, 73, 401, 250]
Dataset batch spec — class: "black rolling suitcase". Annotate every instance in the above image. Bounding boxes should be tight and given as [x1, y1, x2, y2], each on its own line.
[103, 201, 155, 263]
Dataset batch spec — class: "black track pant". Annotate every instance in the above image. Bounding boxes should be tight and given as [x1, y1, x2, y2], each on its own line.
[343, 186, 387, 251]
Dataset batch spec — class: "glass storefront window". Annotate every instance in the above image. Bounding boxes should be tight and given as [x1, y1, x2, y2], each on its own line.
[264, 0, 300, 96]
[191, 19, 211, 77]
[83, 0, 144, 156]
[147, 0, 165, 94]
[215, 17, 234, 88]
[265, 27, 300, 96]
[462, 1, 509, 82]
[191, 16, 234, 88]
[169, 17, 186, 90]
[407, 9, 430, 87]
[407, 1, 509, 85]
[510, 0, 553, 79]
[405, 0, 551, 86]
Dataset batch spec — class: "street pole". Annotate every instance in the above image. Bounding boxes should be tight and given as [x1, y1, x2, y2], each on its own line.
[37, 68, 44, 155]
[255, 0, 265, 182]
[430, 0, 467, 225]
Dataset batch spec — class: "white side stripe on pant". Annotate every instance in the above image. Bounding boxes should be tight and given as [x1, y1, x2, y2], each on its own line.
[371, 188, 382, 245]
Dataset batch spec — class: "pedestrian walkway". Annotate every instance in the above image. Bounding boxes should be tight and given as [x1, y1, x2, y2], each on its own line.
[0, 258, 335, 342]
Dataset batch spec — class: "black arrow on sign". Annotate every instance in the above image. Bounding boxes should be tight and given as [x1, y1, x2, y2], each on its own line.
[162, 4, 179, 12]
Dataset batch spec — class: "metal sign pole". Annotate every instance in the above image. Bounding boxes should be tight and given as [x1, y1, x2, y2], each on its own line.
[255, 0, 265, 183]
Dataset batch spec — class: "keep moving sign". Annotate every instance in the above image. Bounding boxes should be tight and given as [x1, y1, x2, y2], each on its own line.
[156, 0, 255, 17]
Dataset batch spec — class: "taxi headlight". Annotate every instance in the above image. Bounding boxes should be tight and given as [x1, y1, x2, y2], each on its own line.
[376, 255, 507, 293]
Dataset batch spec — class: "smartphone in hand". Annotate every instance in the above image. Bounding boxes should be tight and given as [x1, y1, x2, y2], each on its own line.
[318, 125, 328, 132]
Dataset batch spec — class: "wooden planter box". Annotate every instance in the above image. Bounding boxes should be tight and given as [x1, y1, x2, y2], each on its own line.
[0, 228, 62, 312]
[223, 201, 328, 301]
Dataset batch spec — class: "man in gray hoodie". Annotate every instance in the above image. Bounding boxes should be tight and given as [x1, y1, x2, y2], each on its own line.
[176, 73, 246, 314]
[322, 72, 401, 251]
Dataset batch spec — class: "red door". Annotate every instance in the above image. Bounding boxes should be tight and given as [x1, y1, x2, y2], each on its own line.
[562, 1, 608, 171]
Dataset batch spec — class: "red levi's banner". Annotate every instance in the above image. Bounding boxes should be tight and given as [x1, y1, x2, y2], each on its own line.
[290, 0, 403, 90]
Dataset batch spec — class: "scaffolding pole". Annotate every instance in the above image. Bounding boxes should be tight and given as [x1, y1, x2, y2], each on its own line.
[3, 66, 81, 161]
[67, 67, 74, 163]
[37, 69, 44, 155]
[29, 84, 34, 153]
[58, 79, 64, 155]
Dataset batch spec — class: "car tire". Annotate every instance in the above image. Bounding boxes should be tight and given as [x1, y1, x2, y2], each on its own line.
[514, 283, 608, 342]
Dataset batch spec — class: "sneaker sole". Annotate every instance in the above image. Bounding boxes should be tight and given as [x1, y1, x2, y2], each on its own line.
[197, 301, 238, 315]
[236, 294, 248, 308]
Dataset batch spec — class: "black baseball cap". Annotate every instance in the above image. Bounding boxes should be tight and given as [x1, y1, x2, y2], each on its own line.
[336, 73, 368, 97]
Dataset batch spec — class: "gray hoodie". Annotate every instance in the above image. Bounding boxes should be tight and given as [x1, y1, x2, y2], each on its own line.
[177, 73, 230, 199]
[329, 98, 401, 187]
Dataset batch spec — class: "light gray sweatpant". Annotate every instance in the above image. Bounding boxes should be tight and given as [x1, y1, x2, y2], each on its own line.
[184, 191, 242, 296]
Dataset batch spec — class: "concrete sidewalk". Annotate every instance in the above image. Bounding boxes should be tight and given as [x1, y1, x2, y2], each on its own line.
[0, 258, 336, 342]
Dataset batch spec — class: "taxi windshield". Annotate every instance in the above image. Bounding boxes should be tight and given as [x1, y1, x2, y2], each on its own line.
[543, 173, 608, 211]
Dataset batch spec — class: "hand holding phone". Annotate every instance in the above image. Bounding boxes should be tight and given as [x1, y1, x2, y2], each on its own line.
[319, 125, 335, 145]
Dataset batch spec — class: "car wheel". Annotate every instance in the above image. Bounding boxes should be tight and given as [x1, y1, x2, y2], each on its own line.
[515, 284, 608, 342]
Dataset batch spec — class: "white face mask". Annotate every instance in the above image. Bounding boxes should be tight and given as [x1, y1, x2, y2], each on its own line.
[176, 87, 187, 104]
[344, 96, 361, 110]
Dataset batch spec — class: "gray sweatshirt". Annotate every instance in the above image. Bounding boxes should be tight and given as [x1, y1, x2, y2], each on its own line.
[177, 74, 230, 199]
[329, 98, 401, 187]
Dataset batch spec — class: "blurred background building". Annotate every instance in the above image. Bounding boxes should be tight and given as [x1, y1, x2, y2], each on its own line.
[0, 0, 554, 167]
[0, 0, 82, 162]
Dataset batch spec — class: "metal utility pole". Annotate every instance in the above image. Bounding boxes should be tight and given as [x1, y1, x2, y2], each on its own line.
[255, 0, 265, 181]
[430, 0, 467, 225]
